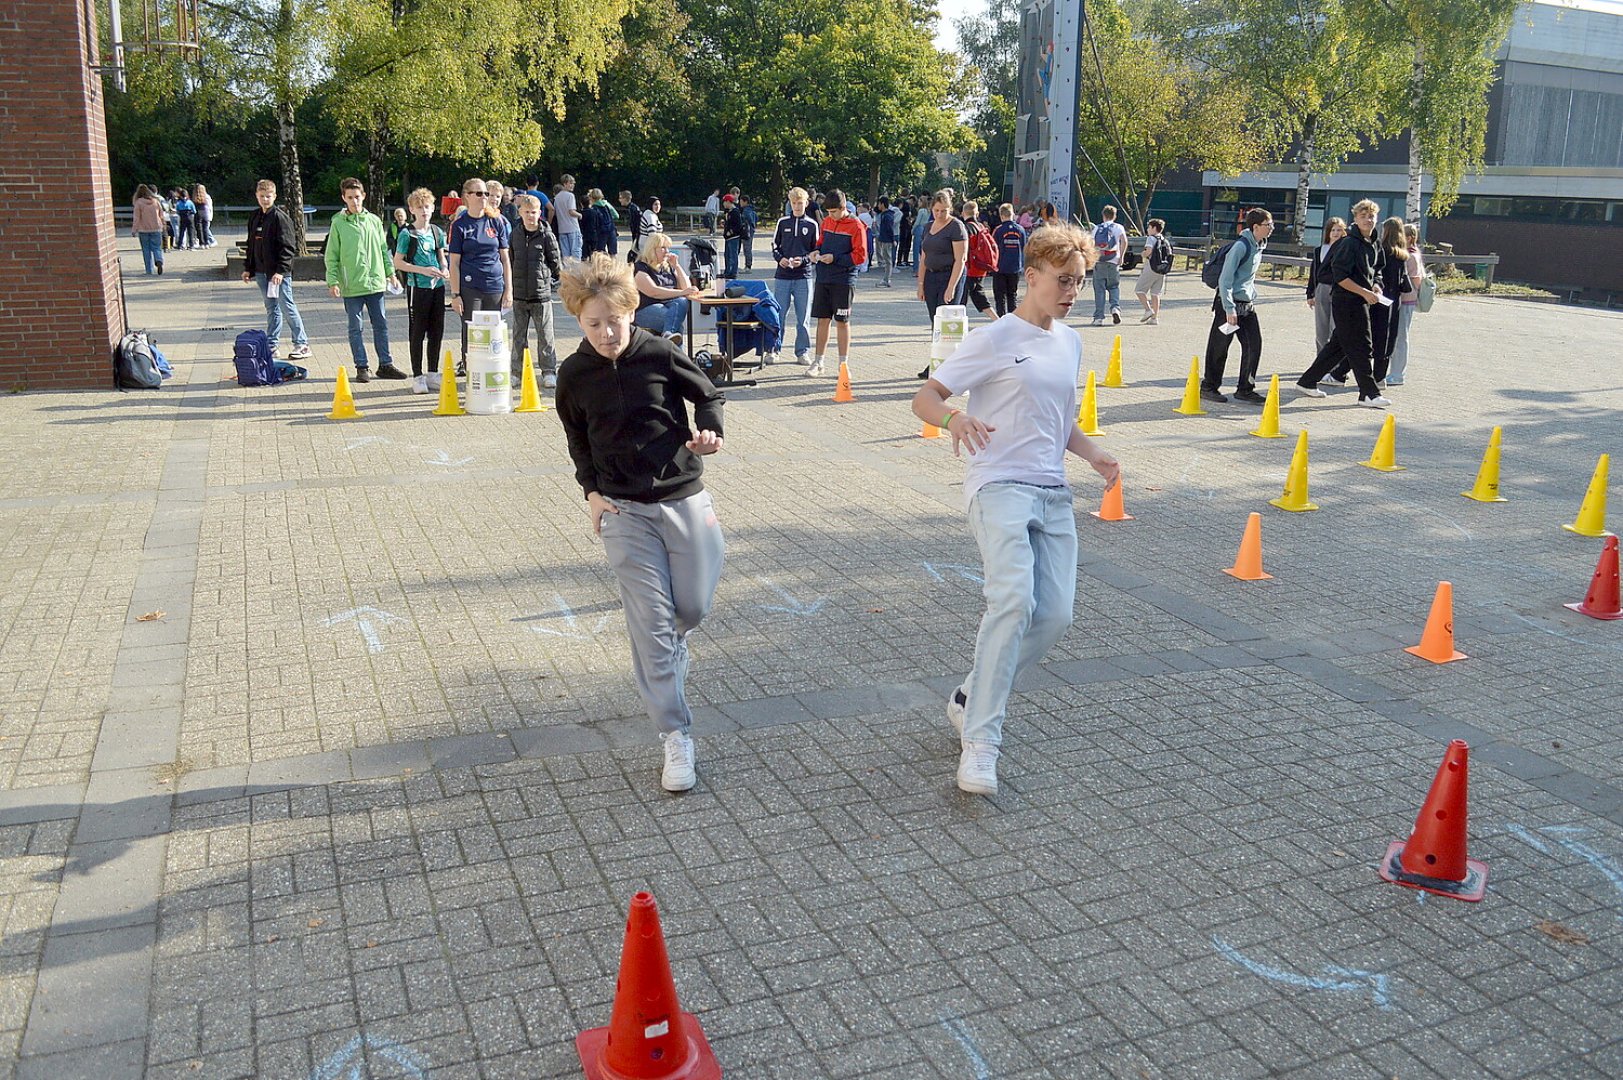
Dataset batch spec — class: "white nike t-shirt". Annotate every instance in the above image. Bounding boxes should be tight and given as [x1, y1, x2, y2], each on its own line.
[932, 314, 1082, 509]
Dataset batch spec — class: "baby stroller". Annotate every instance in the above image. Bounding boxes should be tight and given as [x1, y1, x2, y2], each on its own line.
[685, 237, 718, 293]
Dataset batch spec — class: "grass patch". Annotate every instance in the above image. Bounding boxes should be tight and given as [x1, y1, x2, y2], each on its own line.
[1433, 276, 1558, 299]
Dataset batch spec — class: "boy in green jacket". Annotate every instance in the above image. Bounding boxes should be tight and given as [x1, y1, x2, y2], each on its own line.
[325, 178, 406, 382]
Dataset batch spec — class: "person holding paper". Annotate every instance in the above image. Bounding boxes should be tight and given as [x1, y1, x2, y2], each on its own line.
[1296, 199, 1391, 408]
[1369, 217, 1412, 386]
[808, 189, 867, 377]
[242, 180, 311, 361]
[1200, 208, 1273, 404]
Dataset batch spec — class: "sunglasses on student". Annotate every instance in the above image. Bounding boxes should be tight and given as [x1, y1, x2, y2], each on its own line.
[464, 190, 487, 197]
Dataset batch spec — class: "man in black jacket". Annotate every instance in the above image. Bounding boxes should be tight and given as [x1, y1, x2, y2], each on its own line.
[1296, 199, 1391, 408]
[240, 180, 310, 360]
[510, 195, 564, 387]
[618, 190, 643, 264]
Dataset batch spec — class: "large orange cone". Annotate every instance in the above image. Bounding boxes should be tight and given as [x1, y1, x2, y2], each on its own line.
[832, 360, 856, 402]
[326, 367, 362, 420]
[1404, 581, 1467, 663]
[1223, 512, 1271, 581]
[577, 891, 721, 1080]
[1378, 739, 1488, 901]
[920, 420, 942, 439]
[1562, 453, 1613, 538]
[1565, 536, 1621, 620]
[1090, 475, 1133, 521]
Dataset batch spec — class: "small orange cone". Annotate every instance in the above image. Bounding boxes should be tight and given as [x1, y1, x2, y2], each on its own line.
[1404, 581, 1467, 663]
[1223, 512, 1271, 581]
[1090, 476, 1133, 521]
[1378, 739, 1488, 902]
[832, 360, 855, 402]
[577, 891, 721, 1080]
[1565, 535, 1621, 620]
[920, 421, 942, 439]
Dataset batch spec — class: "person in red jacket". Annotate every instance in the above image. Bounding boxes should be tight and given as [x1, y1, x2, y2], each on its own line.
[808, 188, 867, 377]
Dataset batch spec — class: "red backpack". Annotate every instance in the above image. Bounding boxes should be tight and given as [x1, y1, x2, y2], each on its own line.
[966, 222, 999, 277]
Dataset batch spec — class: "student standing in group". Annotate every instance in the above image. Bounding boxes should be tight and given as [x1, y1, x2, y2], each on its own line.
[193, 184, 216, 247]
[769, 187, 821, 366]
[990, 203, 1026, 317]
[739, 195, 758, 272]
[523, 179, 553, 231]
[1387, 223, 1424, 387]
[325, 178, 403, 382]
[809, 189, 867, 378]
[1200, 207, 1273, 405]
[132, 185, 166, 275]
[555, 253, 727, 794]
[911, 195, 931, 270]
[554, 175, 584, 260]
[638, 197, 665, 244]
[895, 196, 915, 269]
[1296, 199, 1391, 408]
[909, 223, 1117, 796]
[1370, 216, 1411, 386]
[509, 194, 563, 390]
[872, 197, 900, 287]
[703, 189, 722, 235]
[1089, 205, 1127, 325]
[448, 178, 514, 377]
[722, 195, 747, 279]
[960, 199, 998, 321]
[174, 189, 197, 250]
[391, 187, 449, 394]
[619, 190, 644, 263]
[1134, 218, 1173, 324]
[244, 179, 312, 361]
[1306, 217, 1347, 354]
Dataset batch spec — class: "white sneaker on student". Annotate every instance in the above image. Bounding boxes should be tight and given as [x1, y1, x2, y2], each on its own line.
[659, 731, 696, 792]
[1358, 395, 1393, 408]
[288, 344, 311, 360]
[794, 352, 811, 366]
[806, 356, 825, 377]
[764, 351, 780, 366]
[957, 741, 999, 795]
[411, 375, 429, 395]
[946, 686, 967, 738]
[427, 371, 442, 391]
[542, 373, 557, 390]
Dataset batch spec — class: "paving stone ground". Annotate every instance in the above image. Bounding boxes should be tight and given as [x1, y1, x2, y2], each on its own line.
[0, 230, 1619, 1078]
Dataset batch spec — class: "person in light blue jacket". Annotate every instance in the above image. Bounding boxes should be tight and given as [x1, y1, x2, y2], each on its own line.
[1200, 208, 1273, 405]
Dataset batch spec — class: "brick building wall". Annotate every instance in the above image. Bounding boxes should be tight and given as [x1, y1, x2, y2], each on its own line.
[0, 0, 126, 390]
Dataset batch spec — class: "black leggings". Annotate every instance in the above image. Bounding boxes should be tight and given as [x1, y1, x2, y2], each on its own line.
[408, 284, 447, 375]
[992, 272, 1020, 316]
[1302, 294, 1380, 399]
[965, 276, 993, 315]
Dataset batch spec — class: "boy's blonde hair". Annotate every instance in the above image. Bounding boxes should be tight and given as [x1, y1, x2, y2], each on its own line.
[1351, 198, 1380, 218]
[998, 203, 1014, 218]
[407, 187, 435, 211]
[559, 253, 640, 317]
[788, 186, 808, 204]
[1025, 222, 1097, 272]
[515, 194, 540, 211]
[256, 179, 276, 194]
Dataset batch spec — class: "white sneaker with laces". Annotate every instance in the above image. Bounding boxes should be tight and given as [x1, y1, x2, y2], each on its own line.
[411, 375, 429, 395]
[427, 371, 442, 391]
[806, 356, 825, 377]
[764, 351, 780, 366]
[659, 731, 696, 792]
[957, 741, 999, 795]
[1358, 395, 1393, 408]
[795, 352, 811, 366]
[542, 373, 557, 390]
[288, 344, 311, 360]
[1296, 384, 1327, 399]
[946, 686, 967, 737]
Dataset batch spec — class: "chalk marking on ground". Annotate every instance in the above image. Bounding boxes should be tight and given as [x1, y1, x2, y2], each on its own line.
[1212, 936, 1392, 1008]
[1508, 824, 1623, 912]
[322, 606, 406, 654]
[923, 561, 984, 585]
[521, 594, 590, 640]
[426, 449, 476, 467]
[757, 578, 827, 617]
[939, 1015, 992, 1080]
[1510, 612, 1623, 653]
[310, 1033, 429, 1080]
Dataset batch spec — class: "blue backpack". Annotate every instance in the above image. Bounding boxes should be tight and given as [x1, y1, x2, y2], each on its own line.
[232, 329, 278, 386]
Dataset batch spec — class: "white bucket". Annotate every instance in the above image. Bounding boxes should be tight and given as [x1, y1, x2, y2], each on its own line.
[930, 305, 969, 365]
[465, 319, 511, 414]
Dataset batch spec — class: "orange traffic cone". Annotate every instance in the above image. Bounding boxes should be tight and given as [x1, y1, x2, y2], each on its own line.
[1223, 512, 1271, 581]
[1378, 739, 1488, 901]
[1565, 536, 1621, 620]
[832, 360, 856, 402]
[1090, 476, 1133, 521]
[1404, 581, 1467, 663]
[921, 419, 942, 439]
[577, 891, 721, 1080]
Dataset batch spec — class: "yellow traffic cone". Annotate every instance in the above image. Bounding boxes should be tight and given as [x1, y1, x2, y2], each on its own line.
[1360, 414, 1406, 472]
[1461, 427, 1508, 503]
[1174, 356, 1205, 416]
[515, 347, 546, 413]
[1269, 429, 1319, 512]
[1249, 374, 1284, 439]
[1563, 453, 1614, 538]
[1103, 335, 1125, 387]
[326, 366, 362, 420]
[432, 347, 465, 416]
[1078, 370, 1104, 436]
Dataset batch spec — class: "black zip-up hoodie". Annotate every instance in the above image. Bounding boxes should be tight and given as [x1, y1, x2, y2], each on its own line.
[556, 328, 726, 503]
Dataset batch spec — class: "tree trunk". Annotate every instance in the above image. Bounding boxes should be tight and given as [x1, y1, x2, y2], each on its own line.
[1406, 43, 1424, 222]
[276, 95, 308, 256]
[768, 158, 786, 216]
[1294, 112, 1317, 243]
[367, 121, 390, 216]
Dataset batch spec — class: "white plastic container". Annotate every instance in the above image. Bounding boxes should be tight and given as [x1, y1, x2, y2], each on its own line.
[930, 304, 969, 366]
[465, 318, 512, 414]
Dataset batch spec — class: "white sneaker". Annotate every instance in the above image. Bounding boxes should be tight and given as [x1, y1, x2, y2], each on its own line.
[956, 741, 999, 795]
[1358, 395, 1393, 408]
[287, 344, 311, 361]
[806, 356, 825, 377]
[542, 373, 557, 390]
[427, 371, 442, 391]
[1090, 318, 1105, 327]
[1145, 315, 1158, 326]
[1138, 311, 1153, 323]
[794, 352, 811, 366]
[764, 351, 779, 366]
[946, 686, 967, 738]
[411, 375, 429, 395]
[659, 731, 696, 792]
[1295, 384, 1327, 399]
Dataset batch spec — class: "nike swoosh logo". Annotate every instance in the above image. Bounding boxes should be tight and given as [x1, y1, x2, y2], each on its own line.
[1014, 355, 1031, 364]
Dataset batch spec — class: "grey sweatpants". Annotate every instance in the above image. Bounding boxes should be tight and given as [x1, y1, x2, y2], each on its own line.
[599, 491, 726, 734]
[511, 298, 557, 376]
[1312, 282, 1336, 352]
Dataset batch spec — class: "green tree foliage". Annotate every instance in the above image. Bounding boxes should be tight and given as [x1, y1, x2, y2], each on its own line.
[952, 0, 1022, 206]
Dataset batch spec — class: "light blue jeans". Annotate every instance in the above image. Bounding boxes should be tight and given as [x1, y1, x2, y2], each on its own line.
[256, 274, 309, 354]
[1387, 302, 1416, 383]
[634, 297, 689, 336]
[1091, 262, 1121, 319]
[559, 231, 582, 260]
[342, 292, 393, 370]
[138, 231, 164, 273]
[772, 276, 812, 355]
[961, 482, 1078, 746]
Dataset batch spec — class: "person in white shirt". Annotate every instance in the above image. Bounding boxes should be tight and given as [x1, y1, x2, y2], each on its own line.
[910, 223, 1120, 796]
[554, 175, 583, 260]
[704, 189, 721, 234]
[1089, 205, 1128, 325]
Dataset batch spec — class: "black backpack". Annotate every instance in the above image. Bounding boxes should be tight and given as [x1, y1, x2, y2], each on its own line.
[1148, 236, 1174, 274]
[1201, 237, 1246, 289]
[114, 330, 163, 389]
